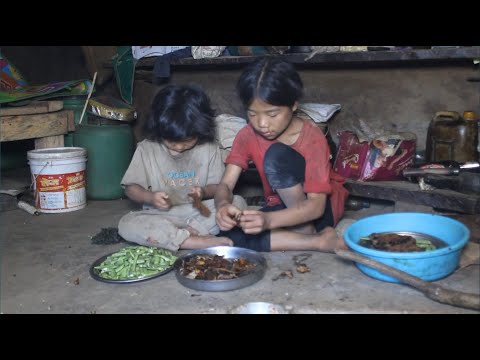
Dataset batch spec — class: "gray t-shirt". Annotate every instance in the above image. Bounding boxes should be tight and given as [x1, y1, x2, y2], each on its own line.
[121, 139, 225, 207]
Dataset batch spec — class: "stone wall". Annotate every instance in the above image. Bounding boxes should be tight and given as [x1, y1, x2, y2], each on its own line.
[133, 64, 479, 153]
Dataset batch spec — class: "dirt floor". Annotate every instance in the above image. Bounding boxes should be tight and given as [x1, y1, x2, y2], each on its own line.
[1, 167, 479, 314]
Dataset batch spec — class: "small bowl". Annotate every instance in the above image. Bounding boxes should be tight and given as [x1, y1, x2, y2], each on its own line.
[343, 212, 470, 283]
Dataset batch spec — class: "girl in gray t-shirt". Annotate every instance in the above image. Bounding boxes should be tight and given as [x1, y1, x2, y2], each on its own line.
[119, 84, 246, 251]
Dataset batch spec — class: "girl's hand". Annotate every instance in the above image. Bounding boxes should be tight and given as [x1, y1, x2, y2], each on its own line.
[189, 186, 204, 201]
[151, 191, 172, 210]
[237, 209, 271, 234]
[216, 204, 243, 231]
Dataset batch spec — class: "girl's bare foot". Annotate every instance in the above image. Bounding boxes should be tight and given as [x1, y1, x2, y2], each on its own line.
[146, 236, 160, 246]
[180, 235, 233, 249]
[271, 226, 347, 252]
[185, 225, 200, 236]
[317, 226, 348, 252]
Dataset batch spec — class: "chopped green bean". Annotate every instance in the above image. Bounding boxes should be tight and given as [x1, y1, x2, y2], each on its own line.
[94, 246, 177, 280]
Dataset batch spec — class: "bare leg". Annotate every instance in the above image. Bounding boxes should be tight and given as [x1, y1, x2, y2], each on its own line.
[185, 225, 199, 236]
[146, 234, 232, 249]
[270, 226, 347, 253]
[145, 221, 233, 250]
[275, 183, 316, 234]
[179, 235, 233, 249]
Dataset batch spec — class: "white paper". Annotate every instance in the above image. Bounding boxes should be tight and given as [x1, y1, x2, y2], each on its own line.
[132, 46, 189, 60]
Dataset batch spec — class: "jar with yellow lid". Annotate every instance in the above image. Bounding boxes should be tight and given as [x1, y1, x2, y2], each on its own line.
[425, 110, 478, 163]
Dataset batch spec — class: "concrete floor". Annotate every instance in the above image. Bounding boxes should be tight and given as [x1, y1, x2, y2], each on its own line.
[1, 168, 479, 314]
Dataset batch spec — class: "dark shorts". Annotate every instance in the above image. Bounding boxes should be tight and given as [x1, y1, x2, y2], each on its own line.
[219, 143, 334, 252]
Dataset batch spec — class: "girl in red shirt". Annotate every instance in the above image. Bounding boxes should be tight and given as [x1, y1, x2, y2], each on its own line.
[215, 58, 349, 252]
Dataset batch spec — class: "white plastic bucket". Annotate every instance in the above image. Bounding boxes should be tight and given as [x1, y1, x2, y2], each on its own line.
[27, 147, 87, 213]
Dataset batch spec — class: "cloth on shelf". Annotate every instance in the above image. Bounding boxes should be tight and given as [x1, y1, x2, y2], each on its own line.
[215, 114, 248, 162]
[191, 46, 227, 59]
[296, 103, 341, 123]
[215, 114, 248, 150]
[131, 46, 189, 60]
[152, 47, 193, 85]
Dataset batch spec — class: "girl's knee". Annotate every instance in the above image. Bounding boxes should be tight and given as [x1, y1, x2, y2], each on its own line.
[118, 213, 132, 232]
[264, 143, 305, 189]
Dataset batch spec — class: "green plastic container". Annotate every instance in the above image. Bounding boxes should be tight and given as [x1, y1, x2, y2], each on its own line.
[73, 120, 134, 200]
[63, 97, 88, 147]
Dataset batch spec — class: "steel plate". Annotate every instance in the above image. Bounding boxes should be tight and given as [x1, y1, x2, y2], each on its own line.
[90, 251, 174, 284]
[173, 246, 267, 292]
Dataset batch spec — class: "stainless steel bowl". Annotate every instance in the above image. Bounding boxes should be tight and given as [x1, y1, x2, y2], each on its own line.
[173, 246, 267, 292]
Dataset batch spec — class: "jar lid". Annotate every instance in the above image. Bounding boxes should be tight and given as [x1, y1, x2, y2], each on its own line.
[463, 111, 477, 120]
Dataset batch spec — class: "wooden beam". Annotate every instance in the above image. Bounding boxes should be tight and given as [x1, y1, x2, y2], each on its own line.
[103, 46, 480, 69]
[0, 101, 63, 116]
[34, 135, 64, 149]
[0, 110, 70, 142]
[345, 179, 480, 214]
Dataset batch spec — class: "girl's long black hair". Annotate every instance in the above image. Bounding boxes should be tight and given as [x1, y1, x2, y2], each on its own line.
[144, 84, 216, 144]
[236, 57, 303, 108]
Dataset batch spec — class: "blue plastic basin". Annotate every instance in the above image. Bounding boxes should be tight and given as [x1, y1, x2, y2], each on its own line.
[343, 212, 470, 283]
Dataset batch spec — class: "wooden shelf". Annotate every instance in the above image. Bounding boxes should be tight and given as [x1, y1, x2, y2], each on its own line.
[345, 178, 480, 214]
[0, 103, 75, 150]
[115, 47, 480, 70]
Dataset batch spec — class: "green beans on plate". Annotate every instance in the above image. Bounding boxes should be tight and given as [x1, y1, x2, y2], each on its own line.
[94, 246, 177, 281]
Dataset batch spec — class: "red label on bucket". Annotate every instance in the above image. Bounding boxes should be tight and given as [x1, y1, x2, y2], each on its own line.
[35, 170, 86, 210]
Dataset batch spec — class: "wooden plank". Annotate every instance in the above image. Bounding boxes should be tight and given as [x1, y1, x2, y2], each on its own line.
[0, 110, 70, 142]
[0, 101, 63, 116]
[34, 135, 64, 149]
[345, 179, 480, 214]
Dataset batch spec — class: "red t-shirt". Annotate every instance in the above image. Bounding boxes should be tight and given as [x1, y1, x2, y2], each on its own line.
[226, 120, 349, 225]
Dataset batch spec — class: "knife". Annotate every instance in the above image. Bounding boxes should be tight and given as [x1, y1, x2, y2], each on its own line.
[403, 162, 479, 177]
